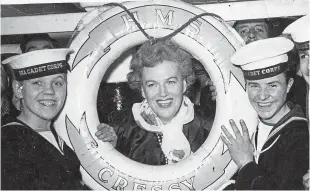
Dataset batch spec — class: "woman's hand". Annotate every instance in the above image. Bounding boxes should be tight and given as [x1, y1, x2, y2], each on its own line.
[221, 119, 254, 169]
[303, 170, 309, 190]
[95, 123, 118, 148]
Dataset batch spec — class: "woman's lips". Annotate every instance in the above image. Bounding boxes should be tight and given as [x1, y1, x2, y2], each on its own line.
[157, 98, 173, 108]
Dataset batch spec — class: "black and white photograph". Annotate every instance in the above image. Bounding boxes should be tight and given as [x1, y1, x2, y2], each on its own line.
[1, 0, 309, 190]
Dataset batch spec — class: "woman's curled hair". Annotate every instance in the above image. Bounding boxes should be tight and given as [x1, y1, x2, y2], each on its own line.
[127, 40, 195, 90]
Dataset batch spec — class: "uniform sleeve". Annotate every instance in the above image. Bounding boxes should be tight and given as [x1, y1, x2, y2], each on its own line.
[1, 127, 83, 190]
[1, 128, 43, 189]
[2, 155, 58, 190]
[235, 125, 309, 190]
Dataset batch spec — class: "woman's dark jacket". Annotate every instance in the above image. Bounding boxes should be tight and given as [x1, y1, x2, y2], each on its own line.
[111, 107, 212, 165]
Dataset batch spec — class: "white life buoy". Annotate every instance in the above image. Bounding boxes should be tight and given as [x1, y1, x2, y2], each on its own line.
[54, 0, 258, 190]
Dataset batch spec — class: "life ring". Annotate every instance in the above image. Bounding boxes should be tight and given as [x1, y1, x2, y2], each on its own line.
[54, 0, 258, 189]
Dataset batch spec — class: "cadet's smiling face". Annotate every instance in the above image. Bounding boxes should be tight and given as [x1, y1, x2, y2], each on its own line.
[246, 73, 293, 124]
[235, 20, 269, 44]
[16, 74, 67, 121]
[141, 61, 187, 124]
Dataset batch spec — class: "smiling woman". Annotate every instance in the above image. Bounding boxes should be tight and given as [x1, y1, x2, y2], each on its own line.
[96, 40, 216, 167]
[96, 40, 211, 165]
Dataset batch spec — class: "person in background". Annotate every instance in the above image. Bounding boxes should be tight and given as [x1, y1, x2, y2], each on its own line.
[233, 18, 292, 44]
[282, 14, 310, 190]
[95, 40, 211, 165]
[233, 19, 269, 44]
[221, 37, 309, 189]
[1, 49, 88, 189]
[20, 33, 59, 53]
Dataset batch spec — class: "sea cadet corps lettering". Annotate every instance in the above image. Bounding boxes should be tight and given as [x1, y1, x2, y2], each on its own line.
[261, 65, 281, 74]
[245, 65, 281, 78]
[18, 65, 47, 76]
[98, 167, 195, 190]
[18, 62, 64, 76]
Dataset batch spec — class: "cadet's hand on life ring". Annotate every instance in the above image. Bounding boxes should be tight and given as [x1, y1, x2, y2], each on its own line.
[303, 170, 309, 190]
[95, 123, 118, 148]
[221, 119, 254, 169]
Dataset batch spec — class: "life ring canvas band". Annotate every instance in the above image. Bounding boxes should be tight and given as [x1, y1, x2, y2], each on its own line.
[13, 60, 70, 81]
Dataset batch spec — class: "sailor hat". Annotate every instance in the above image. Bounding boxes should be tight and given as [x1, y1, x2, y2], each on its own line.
[2, 48, 74, 81]
[283, 15, 309, 50]
[231, 37, 294, 80]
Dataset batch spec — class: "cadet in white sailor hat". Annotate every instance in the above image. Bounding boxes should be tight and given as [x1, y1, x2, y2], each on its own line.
[283, 15, 309, 85]
[2, 48, 72, 111]
[2, 48, 72, 81]
[0, 49, 92, 189]
[221, 37, 309, 190]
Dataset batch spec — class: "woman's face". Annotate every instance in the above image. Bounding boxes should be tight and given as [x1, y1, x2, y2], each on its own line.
[141, 61, 186, 124]
[18, 73, 67, 121]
